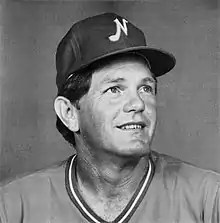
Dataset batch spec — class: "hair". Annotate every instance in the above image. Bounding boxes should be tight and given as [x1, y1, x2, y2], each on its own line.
[56, 52, 157, 146]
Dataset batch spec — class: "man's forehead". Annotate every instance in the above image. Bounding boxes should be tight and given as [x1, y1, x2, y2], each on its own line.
[93, 59, 155, 84]
[100, 76, 156, 85]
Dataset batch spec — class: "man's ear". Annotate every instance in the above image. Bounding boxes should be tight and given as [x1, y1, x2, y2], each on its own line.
[54, 96, 79, 132]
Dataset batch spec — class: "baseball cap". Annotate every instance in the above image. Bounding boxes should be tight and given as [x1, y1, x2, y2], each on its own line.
[56, 12, 176, 92]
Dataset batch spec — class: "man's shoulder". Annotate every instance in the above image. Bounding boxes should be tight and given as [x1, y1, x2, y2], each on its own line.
[151, 150, 220, 186]
[0, 156, 77, 222]
[0, 157, 71, 194]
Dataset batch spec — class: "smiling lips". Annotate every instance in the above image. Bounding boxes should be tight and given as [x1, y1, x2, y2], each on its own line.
[117, 122, 147, 130]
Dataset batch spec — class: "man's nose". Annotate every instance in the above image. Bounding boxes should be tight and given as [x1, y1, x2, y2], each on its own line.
[123, 92, 145, 113]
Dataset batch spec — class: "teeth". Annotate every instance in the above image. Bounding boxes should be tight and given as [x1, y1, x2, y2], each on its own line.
[121, 124, 142, 130]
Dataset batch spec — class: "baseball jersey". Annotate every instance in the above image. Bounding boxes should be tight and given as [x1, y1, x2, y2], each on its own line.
[0, 151, 220, 223]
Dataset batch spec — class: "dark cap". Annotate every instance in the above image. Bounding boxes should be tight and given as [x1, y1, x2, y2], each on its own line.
[56, 12, 176, 92]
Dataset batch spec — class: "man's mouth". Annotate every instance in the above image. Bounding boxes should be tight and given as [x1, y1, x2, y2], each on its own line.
[117, 122, 146, 130]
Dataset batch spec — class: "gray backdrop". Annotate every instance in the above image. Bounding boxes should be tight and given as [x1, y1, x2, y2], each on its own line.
[0, 0, 219, 182]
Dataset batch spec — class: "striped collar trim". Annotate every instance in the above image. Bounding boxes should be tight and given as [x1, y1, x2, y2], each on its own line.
[65, 155, 154, 223]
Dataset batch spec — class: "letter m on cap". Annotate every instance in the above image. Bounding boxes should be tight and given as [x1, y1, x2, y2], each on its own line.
[109, 18, 128, 42]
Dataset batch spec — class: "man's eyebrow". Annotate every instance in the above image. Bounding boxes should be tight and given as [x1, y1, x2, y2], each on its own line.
[142, 77, 157, 84]
[101, 77, 125, 84]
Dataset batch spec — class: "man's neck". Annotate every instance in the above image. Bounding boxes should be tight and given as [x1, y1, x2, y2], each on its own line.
[75, 150, 150, 202]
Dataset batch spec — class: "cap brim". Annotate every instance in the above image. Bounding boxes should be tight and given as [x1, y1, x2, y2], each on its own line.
[70, 46, 176, 78]
[129, 47, 176, 77]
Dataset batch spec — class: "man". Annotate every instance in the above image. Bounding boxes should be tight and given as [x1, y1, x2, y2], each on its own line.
[0, 12, 219, 223]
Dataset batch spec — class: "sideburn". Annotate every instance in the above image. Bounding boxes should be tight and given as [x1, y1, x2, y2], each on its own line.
[74, 100, 81, 110]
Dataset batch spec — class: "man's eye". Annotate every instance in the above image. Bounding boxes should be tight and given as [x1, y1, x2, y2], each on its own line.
[140, 85, 154, 94]
[106, 86, 122, 94]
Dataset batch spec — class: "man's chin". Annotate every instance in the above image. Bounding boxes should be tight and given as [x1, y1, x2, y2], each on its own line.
[114, 142, 151, 158]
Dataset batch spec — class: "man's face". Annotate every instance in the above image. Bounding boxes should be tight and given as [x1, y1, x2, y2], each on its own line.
[76, 57, 157, 157]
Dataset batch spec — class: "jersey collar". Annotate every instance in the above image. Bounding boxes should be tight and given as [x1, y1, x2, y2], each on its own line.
[65, 154, 154, 223]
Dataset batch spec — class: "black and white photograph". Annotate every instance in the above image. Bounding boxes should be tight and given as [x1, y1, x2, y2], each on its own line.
[0, 0, 219, 222]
